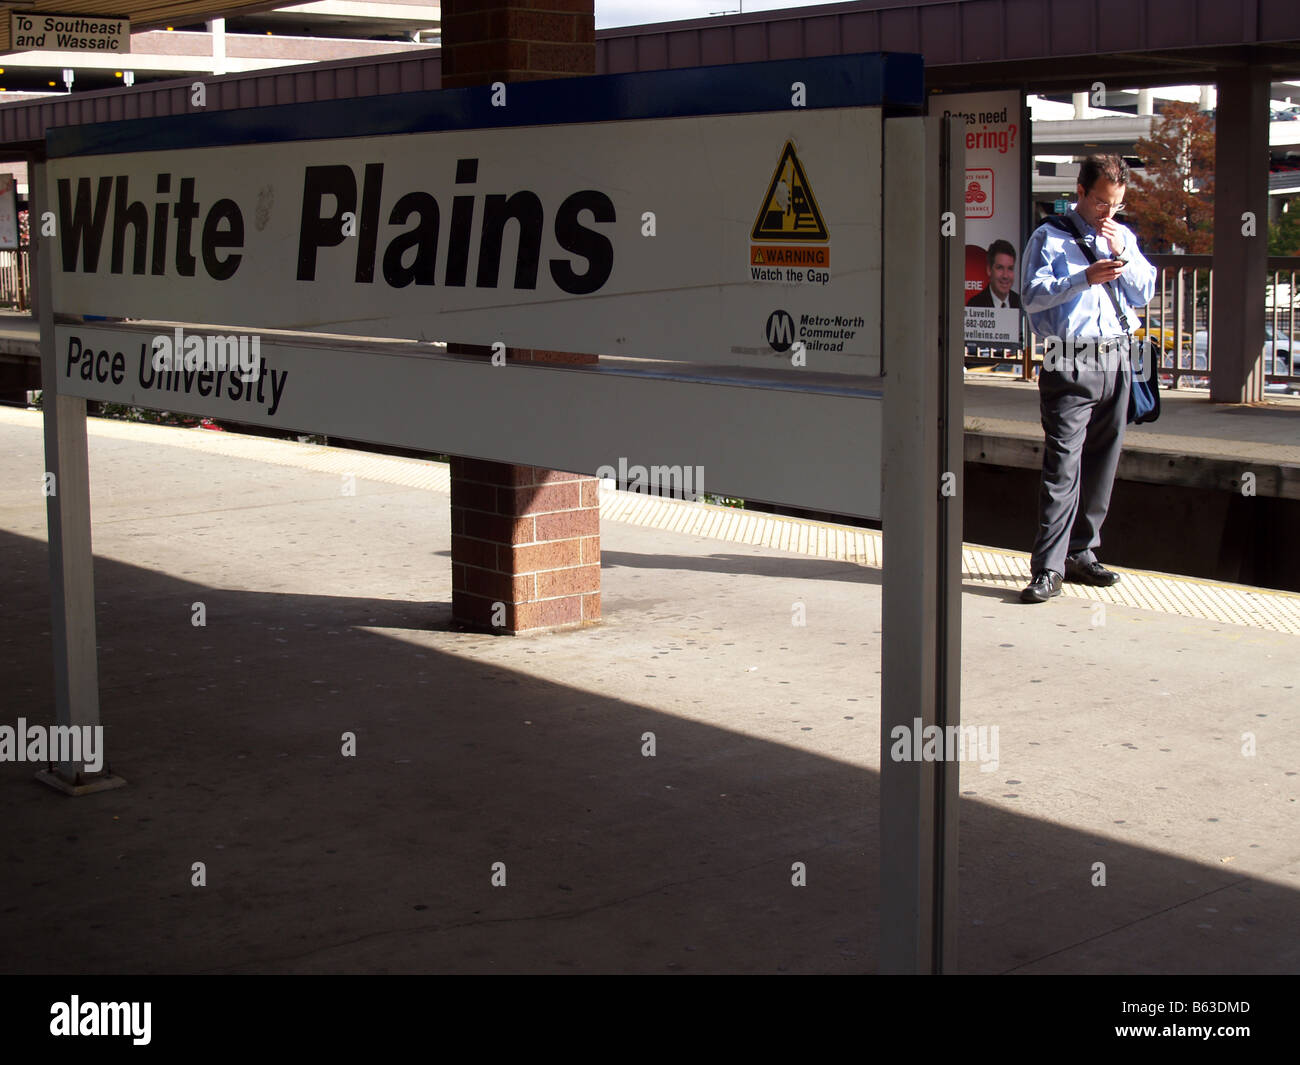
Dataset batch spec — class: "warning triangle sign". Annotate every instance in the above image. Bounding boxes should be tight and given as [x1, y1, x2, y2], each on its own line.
[751, 141, 829, 242]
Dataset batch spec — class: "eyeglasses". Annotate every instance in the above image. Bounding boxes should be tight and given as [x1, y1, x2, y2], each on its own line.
[1089, 193, 1125, 214]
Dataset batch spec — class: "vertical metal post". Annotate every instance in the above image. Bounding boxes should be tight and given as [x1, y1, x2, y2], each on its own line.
[1207, 266, 1214, 380]
[32, 158, 118, 794]
[1211, 65, 1269, 403]
[879, 116, 964, 973]
[1019, 91, 1033, 381]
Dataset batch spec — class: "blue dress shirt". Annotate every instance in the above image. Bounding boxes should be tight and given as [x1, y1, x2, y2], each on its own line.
[1021, 207, 1157, 342]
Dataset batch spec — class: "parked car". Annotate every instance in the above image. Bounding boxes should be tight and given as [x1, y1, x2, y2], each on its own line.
[1190, 328, 1300, 392]
[1189, 327, 1298, 377]
[1160, 348, 1209, 390]
[1134, 316, 1188, 355]
[1263, 323, 1295, 376]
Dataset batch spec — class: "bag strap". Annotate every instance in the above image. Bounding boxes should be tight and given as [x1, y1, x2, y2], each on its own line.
[1064, 212, 1130, 336]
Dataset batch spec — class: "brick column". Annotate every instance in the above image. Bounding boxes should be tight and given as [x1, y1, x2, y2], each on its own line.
[451, 459, 600, 631]
[441, 0, 595, 87]
[442, 0, 600, 633]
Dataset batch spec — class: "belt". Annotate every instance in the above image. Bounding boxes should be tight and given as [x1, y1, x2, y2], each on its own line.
[1058, 335, 1129, 350]
[1044, 335, 1132, 378]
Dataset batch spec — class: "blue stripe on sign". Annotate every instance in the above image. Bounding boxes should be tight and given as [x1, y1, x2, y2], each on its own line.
[47, 52, 923, 158]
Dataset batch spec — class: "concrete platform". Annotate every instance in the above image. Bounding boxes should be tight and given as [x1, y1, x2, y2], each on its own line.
[1, 408, 1297, 974]
[965, 376, 1300, 498]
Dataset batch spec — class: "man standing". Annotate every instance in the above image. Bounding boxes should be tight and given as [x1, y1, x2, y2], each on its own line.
[1019, 155, 1157, 603]
[966, 239, 1022, 308]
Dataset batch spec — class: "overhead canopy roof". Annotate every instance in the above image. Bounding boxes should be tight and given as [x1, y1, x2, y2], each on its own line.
[0, 0, 286, 51]
[2, 0, 1299, 159]
[597, 0, 1300, 94]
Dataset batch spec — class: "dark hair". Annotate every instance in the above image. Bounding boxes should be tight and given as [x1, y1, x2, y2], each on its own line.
[987, 239, 1016, 265]
[1078, 154, 1129, 193]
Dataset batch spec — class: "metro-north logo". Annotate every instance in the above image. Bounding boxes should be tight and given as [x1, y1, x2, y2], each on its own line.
[766, 309, 795, 352]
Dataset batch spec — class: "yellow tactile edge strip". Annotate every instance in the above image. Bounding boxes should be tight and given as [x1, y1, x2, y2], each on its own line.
[4, 408, 1298, 636]
[599, 491, 1300, 636]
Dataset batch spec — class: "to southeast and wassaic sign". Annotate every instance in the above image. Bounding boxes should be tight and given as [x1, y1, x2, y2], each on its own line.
[11, 13, 129, 52]
[50, 109, 883, 376]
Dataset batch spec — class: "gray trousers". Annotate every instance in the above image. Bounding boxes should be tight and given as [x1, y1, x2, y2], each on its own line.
[1029, 361, 1130, 576]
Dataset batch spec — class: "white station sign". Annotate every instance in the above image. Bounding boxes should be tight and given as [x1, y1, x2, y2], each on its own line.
[49, 109, 882, 376]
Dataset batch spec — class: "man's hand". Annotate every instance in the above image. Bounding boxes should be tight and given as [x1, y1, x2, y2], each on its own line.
[1085, 259, 1126, 285]
[1097, 216, 1127, 256]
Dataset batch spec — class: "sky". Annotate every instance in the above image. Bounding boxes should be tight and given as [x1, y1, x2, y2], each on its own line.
[595, 0, 833, 30]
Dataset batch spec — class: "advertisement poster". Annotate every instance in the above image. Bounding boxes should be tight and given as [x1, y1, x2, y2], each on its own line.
[0, 174, 17, 251]
[938, 91, 1024, 349]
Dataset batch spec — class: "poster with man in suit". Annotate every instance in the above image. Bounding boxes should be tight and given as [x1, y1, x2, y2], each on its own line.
[966, 239, 1021, 309]
[940, 89, 1026, 352]
[965, 238, 1023, 347]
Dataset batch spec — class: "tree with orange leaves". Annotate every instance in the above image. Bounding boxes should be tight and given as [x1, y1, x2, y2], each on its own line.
[1124, 101, 1215, 254]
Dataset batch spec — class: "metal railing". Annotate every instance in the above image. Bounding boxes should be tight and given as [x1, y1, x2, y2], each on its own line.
[978, 255, 1300, 393]
[1135, 254, 1300, 391]
[1141, 254, 1211, 390]
[1265, 256, 1300, 389]
[0, 247, 29, 310]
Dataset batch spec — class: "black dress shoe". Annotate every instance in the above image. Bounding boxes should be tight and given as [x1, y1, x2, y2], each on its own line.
[1020, 570, 1063, 603]
[1064, 556, 1121, 587]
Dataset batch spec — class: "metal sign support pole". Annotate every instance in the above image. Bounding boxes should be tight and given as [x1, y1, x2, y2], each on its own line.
[879, 115, 964, 973]
[32, 159, 118, 795]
